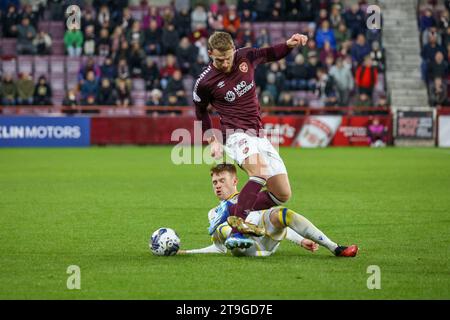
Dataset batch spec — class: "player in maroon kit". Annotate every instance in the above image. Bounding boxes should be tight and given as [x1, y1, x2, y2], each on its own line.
[193, 31, 308, 248]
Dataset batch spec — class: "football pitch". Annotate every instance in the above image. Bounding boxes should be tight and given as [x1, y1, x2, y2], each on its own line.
[0, 147, 449, 300]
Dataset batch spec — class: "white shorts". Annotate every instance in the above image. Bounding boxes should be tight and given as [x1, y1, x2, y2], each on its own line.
[224, 132, 287, 178]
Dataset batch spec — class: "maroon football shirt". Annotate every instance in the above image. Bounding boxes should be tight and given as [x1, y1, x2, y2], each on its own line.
[193, 43, 293, 140]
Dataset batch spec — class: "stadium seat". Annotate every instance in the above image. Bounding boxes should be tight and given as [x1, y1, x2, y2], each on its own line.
[17, 56, 33, 75]
[1, 39, 17, 56]
[132, 90, 147, 107]
[49, 21, 65, 39]
[52, 40, 65, 55]
[34, 56, 50, 77]
[50, 73, 65, 91]
[50, 56, 65, 74]
[66, 56, 81, 74]
[132, 78, 145, 91]
[1, 58, 17, 75]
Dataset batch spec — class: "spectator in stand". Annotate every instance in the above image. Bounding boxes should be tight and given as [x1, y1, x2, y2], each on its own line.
[81, 9, 96, 36]
[428, 51, 449, 82]
[316, 20, 337, 50]
[299, 0, 319, 22]
[316, 8, 328, 27]
[160, 54, 180, 89]
[334, 22, 352, 50]
[190, 55, 208, 78]
[302, 38, 319, 61]
[17, 17, 36, 54]
[176, 36, 199, 75]
[255, 28, 271, 48]
[286, 53, 314, 91]
[142, 57, 161, 91]
[174, 7, 192, 38]
[78, 57, 101, 83]
[80, 70, 99, 102]
[33, 75, 52, 105]
[208, 3, 224, 31]
[329, 57, 354, 106]
[429, 77, 448, 107]
[62, 88, 78, 108]
[97, 27, 111, 57]
[3, 4, 19, 37]
[161, 6, 176, 26]
[238, 0, 256, 22]
[96, 4, 111, 28]
[355, 55, 378, 99]
[315, 68, 336, 107]
[190, 23, 209, 43]
[126, 20, 144, 48]
[142, 6, 163, 30]
[367, 118, 387, 147]
[115, 79, 131, 108]
[128, 42, 146, 77]
[351, 33, 371, 66]
[83, 24, 96, 56]
[113, 39, 131, 65]
[223, 5, 241, 37]
[369, 40, 385, 72]
[306, 51, 321, 85]
[116, 58, 131, 90]
[21, 4, 39, 29]
[278, 91, 294, 107]
[264, 72, 278, 104]
[190, 4, 207, 31]
[96, 78, 117, 106]
[422, 26, 442, 47]
[271, 1, 284, 22]
[162, 23, 180, 55]
[33, 29, 52, 55]
[329, 4, 343, 30]
[144, 20, 162, 55]
[254, 0, 271, 21]
[420, 7, 437, 33]
[64, 27, 83, 57]
[116, 7, 134, 33]
[421, 32, 447, 81]
[16, 72, 34, 105]
[166, 69, 185, 99]
[194, 36, 209, 64]
[236, 21, 255, 47]
[146, 88, 164, 107]
[1, 73, 17, 106]
[100, 57, 117, 81]
[344, 3, 365, 39]
[319, 41, 337, 65]
[355, 92, 371, 108]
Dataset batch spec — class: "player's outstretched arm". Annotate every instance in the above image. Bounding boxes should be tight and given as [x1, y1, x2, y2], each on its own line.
[286, 33, 308, 48]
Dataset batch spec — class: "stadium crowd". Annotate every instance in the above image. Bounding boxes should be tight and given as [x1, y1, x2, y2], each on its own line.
[419, 0, 450, 107]
[0, 0, 388, 111]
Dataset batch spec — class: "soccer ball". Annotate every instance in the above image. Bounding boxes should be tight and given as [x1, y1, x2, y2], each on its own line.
[150, 227, 180, 256]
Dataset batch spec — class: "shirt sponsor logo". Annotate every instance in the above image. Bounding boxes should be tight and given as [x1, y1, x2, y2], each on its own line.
[239, 62, 248, 73]
[225, 91, 236, 102]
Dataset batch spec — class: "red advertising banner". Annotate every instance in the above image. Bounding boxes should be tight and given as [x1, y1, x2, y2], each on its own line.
[90, 115, 392, 147]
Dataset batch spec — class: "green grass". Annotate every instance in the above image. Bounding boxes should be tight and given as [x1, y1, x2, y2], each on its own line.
[0, 147, 449, 299]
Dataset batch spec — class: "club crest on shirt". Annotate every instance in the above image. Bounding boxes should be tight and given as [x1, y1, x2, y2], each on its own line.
[225, 90, 236, 102]
[239, 62, 248, 73]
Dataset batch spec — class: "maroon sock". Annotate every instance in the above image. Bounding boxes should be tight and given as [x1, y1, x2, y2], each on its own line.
[231, 177, 266, 220]
[253, 190, 280, 210]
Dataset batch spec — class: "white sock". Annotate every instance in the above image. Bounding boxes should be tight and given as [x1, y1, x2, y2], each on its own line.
[279, 208, 338, 253]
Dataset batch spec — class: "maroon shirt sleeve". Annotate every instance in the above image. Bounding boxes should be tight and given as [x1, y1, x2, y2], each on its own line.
[247, 43, 293, 66]
[193, 81, 213, 135]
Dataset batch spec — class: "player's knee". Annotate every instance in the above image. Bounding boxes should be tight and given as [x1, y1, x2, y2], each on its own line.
[274, 189, 291, 203]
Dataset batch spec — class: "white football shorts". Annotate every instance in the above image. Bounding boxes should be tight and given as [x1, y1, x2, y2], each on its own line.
[224, 132, 287, 178]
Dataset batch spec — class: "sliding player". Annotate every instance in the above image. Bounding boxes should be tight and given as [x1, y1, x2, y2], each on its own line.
[178, 164, 358, 257]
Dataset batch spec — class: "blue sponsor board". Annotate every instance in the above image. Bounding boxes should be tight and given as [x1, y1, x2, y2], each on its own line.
[0, 117, 91, 147]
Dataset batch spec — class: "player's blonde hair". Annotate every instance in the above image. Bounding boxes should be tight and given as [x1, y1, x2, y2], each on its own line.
[210, 163, 237, 177]
[207, 31, 234, 52]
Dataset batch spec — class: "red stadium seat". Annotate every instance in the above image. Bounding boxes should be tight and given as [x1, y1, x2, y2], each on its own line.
[50, 56, 65, 74]
[17, 56, 33, 75]
[34, 56, 50, 77]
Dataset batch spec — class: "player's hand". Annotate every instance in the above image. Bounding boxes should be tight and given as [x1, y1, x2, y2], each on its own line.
[301, 239, 319, 252]
[286, 33, 308, 48]
[207, 136, 224, 159]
